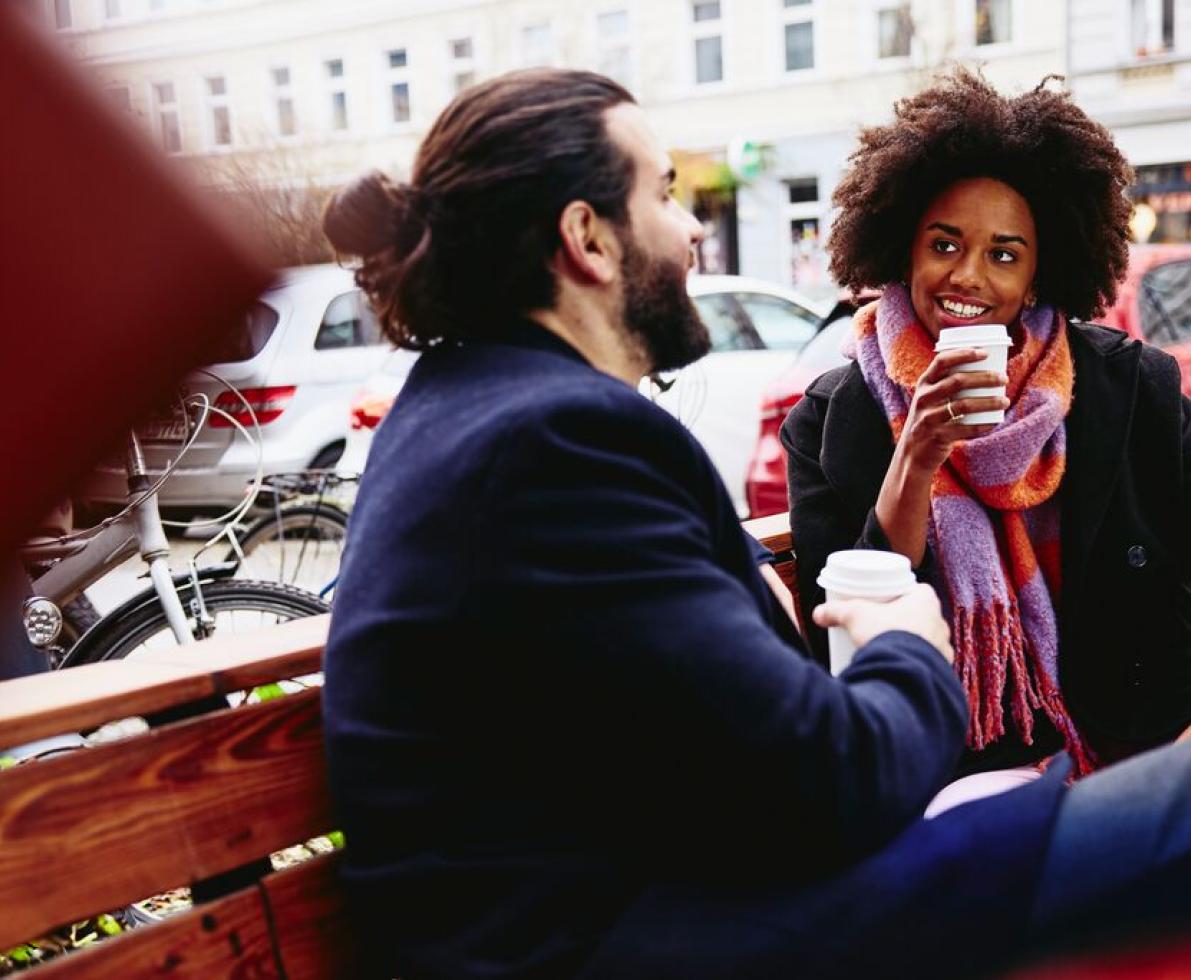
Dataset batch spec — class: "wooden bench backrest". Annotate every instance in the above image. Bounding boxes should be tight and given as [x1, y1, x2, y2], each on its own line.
[0, 614, 352, 976]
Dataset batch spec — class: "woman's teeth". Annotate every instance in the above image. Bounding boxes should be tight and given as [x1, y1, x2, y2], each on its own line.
[939, 299, 990, 319]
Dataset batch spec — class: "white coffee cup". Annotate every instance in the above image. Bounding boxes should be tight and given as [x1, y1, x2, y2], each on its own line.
[816, 550, 918, 675]
[934, 324, 1011, 425]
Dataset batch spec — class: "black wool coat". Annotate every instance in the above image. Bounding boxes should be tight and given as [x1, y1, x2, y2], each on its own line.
[782, 321, 1191, 769]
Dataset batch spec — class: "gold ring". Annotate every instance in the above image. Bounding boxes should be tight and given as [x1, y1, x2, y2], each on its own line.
[946, 399, 960, 423]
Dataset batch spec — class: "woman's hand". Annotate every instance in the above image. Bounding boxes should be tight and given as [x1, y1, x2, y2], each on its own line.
[898, 349, 1009, 474]
[874, 349, 1008, 567]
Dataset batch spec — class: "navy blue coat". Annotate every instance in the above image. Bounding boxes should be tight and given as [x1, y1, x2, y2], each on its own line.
[322, 320, 1060, 979]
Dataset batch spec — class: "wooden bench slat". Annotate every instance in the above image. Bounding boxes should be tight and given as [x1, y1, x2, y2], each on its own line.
[29, 888, 279, 979]
[135, 613, 330, 693]
[0, 614, 330, 750]
[0, 690, 333, 949]
[261, 851, 360, 980]
[742, 512, 792, 556]
[0, 660, 216, 750]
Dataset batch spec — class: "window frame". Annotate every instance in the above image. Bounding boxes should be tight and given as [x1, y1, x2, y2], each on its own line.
[270, 64, 298, 140]
[202, 72, 233, 150]
[520, 20, 557, 68]
[957, 0, 1020, 54]
[593, 6, 636, 92]
[323, 57, 351, 134]
[383, 45, 414, 128]
[148, 78, 183, 155]
[689, 0, 728, 88]
[779, 0, 818, 76]
[447, 34, 478, 96]
[870, 0, 915, 64]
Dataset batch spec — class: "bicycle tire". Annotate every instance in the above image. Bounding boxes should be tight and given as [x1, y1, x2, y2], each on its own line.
[227, 503, 349, 595]
[64, 579, 329, 666]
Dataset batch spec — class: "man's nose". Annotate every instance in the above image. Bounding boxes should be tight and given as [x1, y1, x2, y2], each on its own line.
[683, 206, 705, 244]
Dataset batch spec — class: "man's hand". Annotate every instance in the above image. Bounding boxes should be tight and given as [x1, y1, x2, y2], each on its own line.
[812, 584, 953, 664]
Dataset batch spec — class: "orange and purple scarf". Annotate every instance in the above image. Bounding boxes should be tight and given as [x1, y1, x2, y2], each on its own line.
[853, 284, 1094, 775]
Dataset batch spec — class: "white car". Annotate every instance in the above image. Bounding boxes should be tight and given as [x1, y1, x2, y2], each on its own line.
[340, 275, 832, 516]
[80, 264, 391, 517]
[645, 275, 832, 515]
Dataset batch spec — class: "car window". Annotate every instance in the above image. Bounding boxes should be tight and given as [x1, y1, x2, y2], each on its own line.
[1139, 260, 1191, 347]
[735, 292, 820, 351]
[691, 293, 762, 353]
[208, 301, 280, 363]
[315, 291, 385, 350]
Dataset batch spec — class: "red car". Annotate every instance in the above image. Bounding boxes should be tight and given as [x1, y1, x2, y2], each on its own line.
[744, 244, 1191, 519]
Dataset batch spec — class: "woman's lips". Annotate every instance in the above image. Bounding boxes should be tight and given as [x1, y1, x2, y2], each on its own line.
[934, 297, 995, 329]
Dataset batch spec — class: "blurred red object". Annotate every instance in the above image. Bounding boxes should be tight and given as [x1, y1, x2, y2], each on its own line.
[0, 9, 271, 553]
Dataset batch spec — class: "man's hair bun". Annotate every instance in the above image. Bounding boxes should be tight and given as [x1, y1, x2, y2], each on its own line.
[323, 169, 425, 261]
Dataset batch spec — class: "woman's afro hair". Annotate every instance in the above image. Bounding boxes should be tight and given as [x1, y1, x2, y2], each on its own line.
[827, 67, 1134, 320]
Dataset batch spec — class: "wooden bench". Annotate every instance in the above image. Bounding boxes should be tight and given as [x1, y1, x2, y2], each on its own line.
[13, 515, 1175, 978]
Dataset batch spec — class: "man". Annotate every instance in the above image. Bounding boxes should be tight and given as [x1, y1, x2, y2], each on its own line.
[322, 69, 1191, 979]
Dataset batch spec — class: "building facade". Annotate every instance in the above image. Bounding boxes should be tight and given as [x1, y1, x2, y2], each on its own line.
[1068, 0, 1191, 244]
[39, 1, 1176, 290]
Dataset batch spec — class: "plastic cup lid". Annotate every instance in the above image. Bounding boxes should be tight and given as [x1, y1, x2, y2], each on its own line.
[934, 324, 1011, 350]
[817, 549, 916, 598]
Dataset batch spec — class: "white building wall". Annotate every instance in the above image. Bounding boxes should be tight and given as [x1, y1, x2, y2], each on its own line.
[45, 0, 1079, 282]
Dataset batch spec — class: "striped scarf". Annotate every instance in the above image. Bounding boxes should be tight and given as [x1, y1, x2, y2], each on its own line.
[852, 284, 1094, 775]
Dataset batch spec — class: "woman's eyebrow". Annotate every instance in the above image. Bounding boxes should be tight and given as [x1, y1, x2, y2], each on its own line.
[926, 221, 962, 236]
[992, 233, 1030, 247]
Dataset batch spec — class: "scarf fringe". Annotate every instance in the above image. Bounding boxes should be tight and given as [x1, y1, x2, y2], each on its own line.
[952, 599, 1095, 777]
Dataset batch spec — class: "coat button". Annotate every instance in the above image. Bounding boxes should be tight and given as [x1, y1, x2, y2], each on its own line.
[1127, 545, 1147, 568]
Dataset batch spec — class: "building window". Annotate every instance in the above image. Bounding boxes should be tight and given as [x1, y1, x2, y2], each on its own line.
[521, 22, 554, 66]
[325, 59, 348, 131]
[596, 9, 633, 88]
[449, 36, 476, 95]
[385, 47, 412, 124]
[975, 0, 1012, 46]
[53, 0, 71, 29]
[782, 0, 814, 72]
[691, 1, 723, 84]
[877, 2, 913, 58]
[104, 0, 120, 19]
[204, 74, 232, 147]
[784, 176, 828, 292]
[152, 81, 182, 154]
[1131, 0, 1175, 57]
[271, 65, 296, 137]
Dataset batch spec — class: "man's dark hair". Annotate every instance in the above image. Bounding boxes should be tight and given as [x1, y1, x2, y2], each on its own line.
[323, 69, 635, 348]
[828, 67, 1134, 321]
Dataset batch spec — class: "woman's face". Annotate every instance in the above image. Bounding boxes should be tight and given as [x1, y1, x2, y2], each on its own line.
[908, 177, 1038, 340]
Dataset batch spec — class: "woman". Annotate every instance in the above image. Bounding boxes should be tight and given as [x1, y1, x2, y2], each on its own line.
[783, 68, 1191, 777]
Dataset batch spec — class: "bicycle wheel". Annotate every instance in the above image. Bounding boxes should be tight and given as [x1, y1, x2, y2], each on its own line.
[228, 503, 348, 597]
[64, 579, 329, 666]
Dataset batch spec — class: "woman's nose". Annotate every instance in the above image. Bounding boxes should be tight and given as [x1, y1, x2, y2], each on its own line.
[949, 253, 985, 290]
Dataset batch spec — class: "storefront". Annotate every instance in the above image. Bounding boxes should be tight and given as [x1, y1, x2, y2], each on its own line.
[1130, 162, 1191, 244]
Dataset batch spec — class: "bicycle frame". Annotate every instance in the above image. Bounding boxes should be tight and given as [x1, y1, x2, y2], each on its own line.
[23, 431, 194, 648]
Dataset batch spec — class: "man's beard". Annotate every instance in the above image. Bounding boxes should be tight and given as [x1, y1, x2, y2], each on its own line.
[618, 233, 710, 374]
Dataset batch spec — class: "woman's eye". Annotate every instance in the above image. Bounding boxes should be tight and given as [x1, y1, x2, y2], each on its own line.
[931, 239, 958, 254]
[991, 248, 1017, 264]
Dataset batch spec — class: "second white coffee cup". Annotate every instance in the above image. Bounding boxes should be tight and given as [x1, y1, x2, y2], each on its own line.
[817, 549, 918, 675]
[934, 323, 1011, 425]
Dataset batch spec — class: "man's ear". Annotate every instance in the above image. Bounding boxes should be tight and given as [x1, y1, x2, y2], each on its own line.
[556, 200, 620, 286]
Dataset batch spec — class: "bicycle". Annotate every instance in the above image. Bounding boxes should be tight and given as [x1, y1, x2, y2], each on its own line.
[22, 387, 328, 669]
[227, 470, 357, 599]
